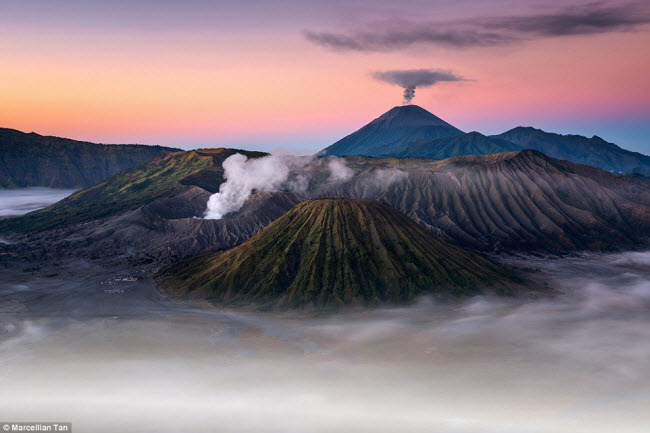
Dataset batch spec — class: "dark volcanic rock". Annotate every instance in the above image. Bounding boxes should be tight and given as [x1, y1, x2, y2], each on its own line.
[1, 187, 301, 268]
[159, 199, 524, 309]
[3, 148, 649, 269]
[315, 150, 650, 253]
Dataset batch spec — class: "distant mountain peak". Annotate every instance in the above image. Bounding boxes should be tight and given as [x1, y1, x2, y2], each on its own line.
[495, 126, 650, 172]
[320, 105, 463, 157]
[509, 126, 539, 131]
[370, 105, 455, 129]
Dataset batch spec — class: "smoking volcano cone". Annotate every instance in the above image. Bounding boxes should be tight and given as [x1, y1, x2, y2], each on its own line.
[319, 104, 463, 157]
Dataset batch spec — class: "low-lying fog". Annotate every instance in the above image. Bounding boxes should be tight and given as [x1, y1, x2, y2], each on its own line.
[0, 252, 648, 433]
[0, 187, 76, 216]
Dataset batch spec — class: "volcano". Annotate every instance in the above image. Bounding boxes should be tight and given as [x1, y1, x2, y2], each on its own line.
[158, 199, 523, 310]
[319, 105, 463, 157]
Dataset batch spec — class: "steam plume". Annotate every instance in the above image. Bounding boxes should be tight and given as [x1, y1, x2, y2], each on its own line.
[204, 154, 355, 219]
[327, 158, 353, 183]
[372, 69, 465, 104]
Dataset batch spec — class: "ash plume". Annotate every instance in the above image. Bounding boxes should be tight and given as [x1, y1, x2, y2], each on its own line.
[372, 69, 465, 104]
[402, 88, 415, 104]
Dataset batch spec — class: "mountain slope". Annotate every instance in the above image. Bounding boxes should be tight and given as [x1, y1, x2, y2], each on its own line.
[3, 149, 648, 267]
[0, 127, 178, 188]
[0, 148, 266, 234]
[494, 127, 650, 173]
[317, 150, 650, 252]
[320, 105, 463, 157]
[159, 199, 523, 309]
[320, 106, 650, 173]
[393, 131, 522, 159]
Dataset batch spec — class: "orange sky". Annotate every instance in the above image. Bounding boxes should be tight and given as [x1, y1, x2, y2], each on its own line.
[1, 1, 649, 153]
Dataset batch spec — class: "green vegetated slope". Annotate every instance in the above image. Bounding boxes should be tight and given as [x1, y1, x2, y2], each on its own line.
[0, 127, 177, 188]
[159, 199, 523, 310]
[0, 148, 265, 233]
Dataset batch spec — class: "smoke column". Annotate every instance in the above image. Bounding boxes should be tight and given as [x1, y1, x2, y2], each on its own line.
[403, 88, 416, 104]
[372, 69, 465, 105]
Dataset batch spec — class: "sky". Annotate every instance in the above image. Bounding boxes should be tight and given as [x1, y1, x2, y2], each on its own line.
[1, 0, 649, 154]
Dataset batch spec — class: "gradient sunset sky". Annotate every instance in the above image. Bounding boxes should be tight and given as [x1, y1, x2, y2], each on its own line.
[1, 0, 649, 154]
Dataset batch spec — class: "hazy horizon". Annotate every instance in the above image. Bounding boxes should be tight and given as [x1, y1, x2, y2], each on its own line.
[3, 104, 649, 156]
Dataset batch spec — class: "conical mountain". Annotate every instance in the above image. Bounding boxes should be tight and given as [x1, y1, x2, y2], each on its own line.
[319, 105, 463, 157]
[159, 199, 523, 310]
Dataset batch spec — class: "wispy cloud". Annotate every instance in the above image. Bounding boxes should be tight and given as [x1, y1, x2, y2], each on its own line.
[305, 3, 650, 51]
